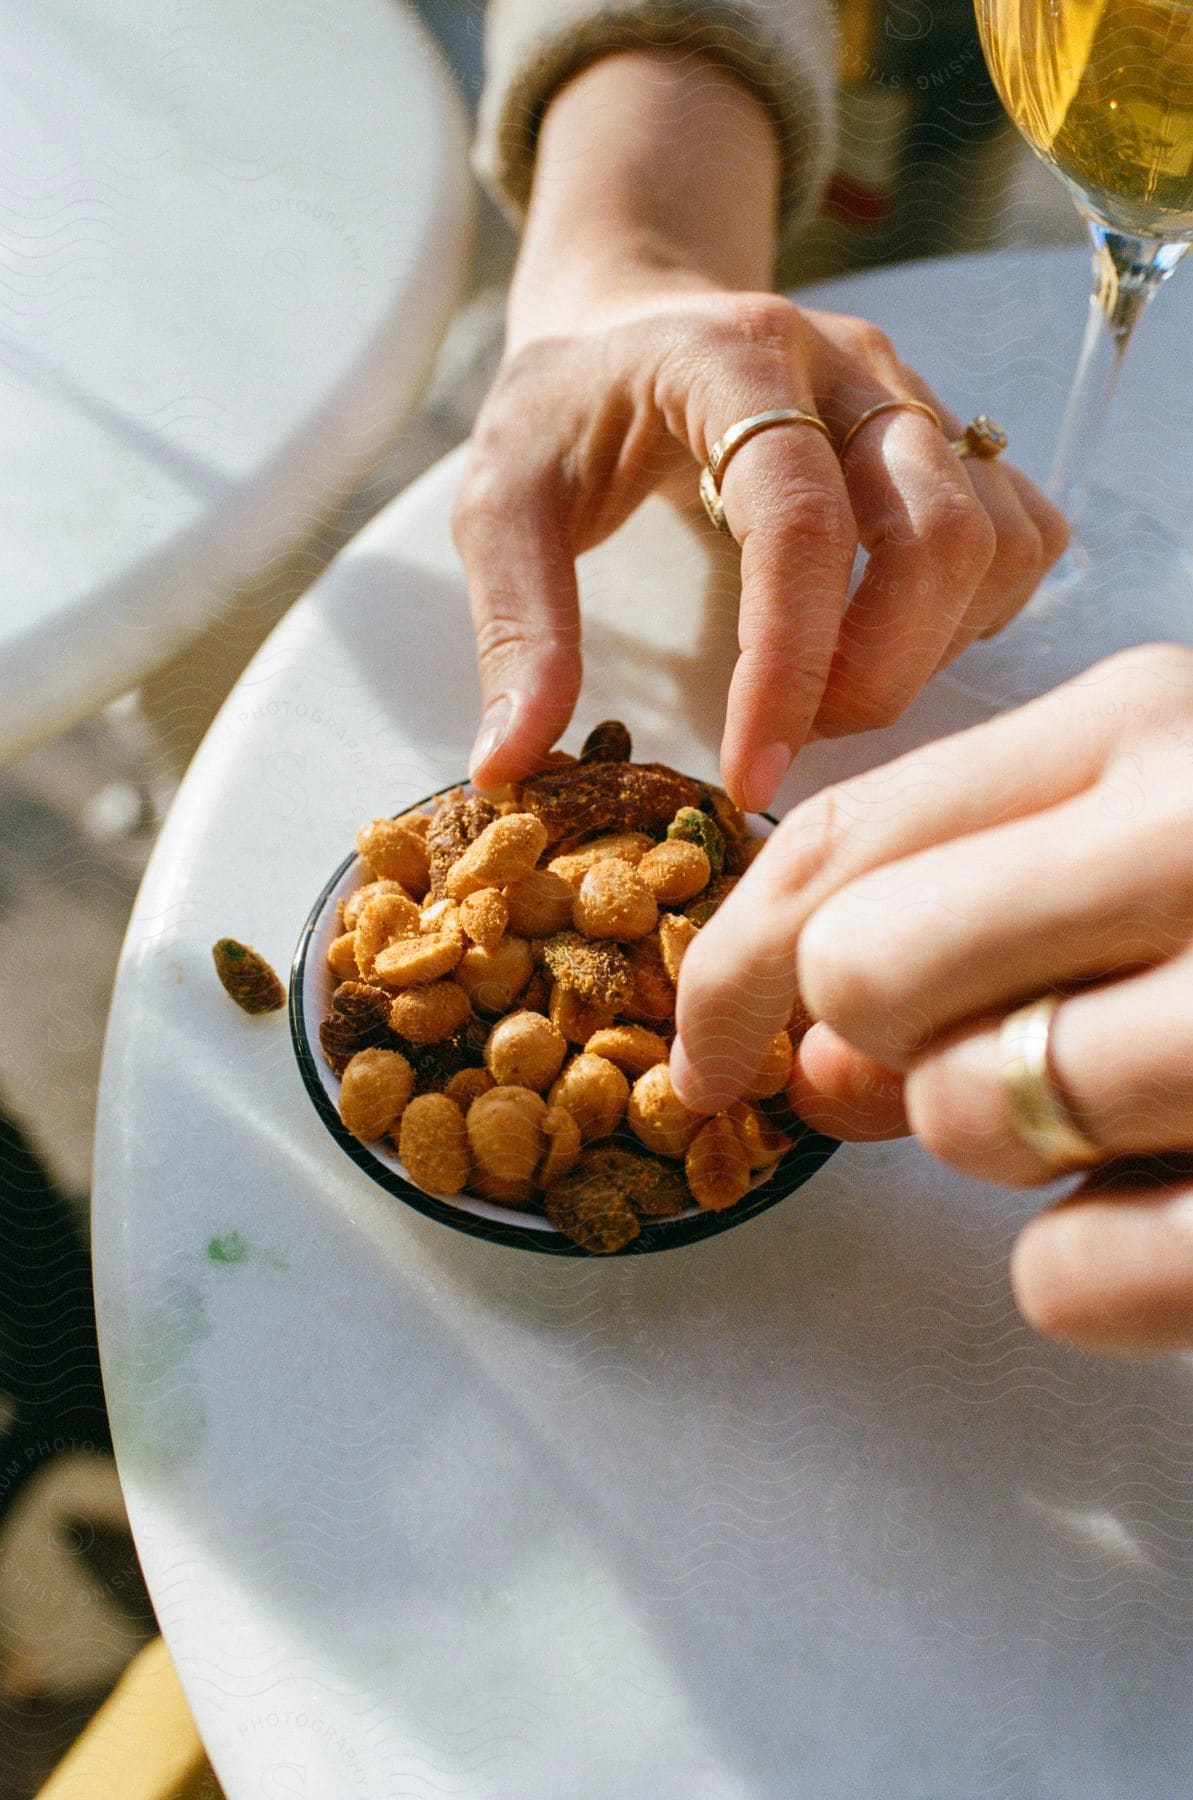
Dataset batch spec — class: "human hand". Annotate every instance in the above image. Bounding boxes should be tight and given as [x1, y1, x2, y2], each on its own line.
[455, 51, 1068, 812]
[671, 644, 1193, 1354]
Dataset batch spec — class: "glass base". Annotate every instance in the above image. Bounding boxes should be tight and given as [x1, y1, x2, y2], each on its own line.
[940, 488, 1193, 713]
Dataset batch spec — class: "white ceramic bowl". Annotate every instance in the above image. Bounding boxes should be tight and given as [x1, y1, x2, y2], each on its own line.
[290, 786, 838, 1256]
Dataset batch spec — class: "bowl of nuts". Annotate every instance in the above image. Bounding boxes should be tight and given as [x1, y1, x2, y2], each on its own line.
[290, 723, 838, 1255]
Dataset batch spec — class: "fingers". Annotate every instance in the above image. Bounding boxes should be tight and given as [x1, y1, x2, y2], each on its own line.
[720, 433, 859, 809]
[453, 442, 584, 789]
[795, 778, 1193, 1068]
[1011, 1157, 1193, 1355]
[672, 647, 1186, 1111]
[815, 403, 996, 736]
[902, 954, 1193, 1187]
[656, 297, 861, 811]
[784, 1021, 909, 1140]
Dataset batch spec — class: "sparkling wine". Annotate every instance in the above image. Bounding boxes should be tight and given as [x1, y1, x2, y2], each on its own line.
[976, 0, 1193, 236]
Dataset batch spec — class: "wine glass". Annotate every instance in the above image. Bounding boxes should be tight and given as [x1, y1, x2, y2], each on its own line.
[944, 0, 1193, 707]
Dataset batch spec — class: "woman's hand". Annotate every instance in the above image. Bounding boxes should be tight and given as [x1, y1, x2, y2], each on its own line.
[671, 643, 1193, 1356]
[454, 50, 1068, 811]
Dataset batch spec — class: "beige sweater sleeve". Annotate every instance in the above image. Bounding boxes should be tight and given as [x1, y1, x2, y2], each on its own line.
[474, 0, 837, 240]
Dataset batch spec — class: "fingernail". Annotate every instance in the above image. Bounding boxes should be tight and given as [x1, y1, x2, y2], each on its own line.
[743, 742, 791, 814]
[668, 1037, 699, 1110]
[469, 696, 512, 781]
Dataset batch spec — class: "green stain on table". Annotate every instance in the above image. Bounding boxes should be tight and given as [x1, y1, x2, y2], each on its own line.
[205, 1230, 288, 1272]
[208, 1230, 250, 1264]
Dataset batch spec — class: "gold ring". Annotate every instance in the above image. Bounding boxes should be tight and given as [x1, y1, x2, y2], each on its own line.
[951, 414, 1009, 460]
[998, 994, 1103, 1172]
[839, 398, 943, 459]
[700, 408, 831, 535]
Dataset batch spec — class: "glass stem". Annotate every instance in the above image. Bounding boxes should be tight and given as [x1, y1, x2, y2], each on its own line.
[1048, 220, 1187, 527]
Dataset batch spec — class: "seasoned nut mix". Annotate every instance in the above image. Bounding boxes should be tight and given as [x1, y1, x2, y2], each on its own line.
[354, 892, 422, 979]
[446, 813, 548, 900]
[744, 1031, 794, 1101]
[485, 1010, 567, 1091]
[356, 818, 430, 897]
[583, 1025, 669, 1079]
[685, 1114, 751, 1211]
[460, 887, 508, 949]
[667, 807, 725, 879]
[543, 1168, 641, 1254]
[548, 982, 615, 1046]
[579, 719, 633, 763]
[626, 1062, 703, 1158]
[341, 878, 413, 931]
[427, 792, 497, 896]
[538, 932, 633, 1010]
[573, 859, 658, 940]
[548, 1052, 629, 1143]
[327, 930, 361, 981]
[339, 1047, 415, 1141]
[548, 833, 653, 889]
[517, 758, 703, 842]
[389, 980, 472, 1044]
[638, 839, 711, 904]
[398, 1093, 470, 1194]
[213, 939, 285, 1014]
[316, 729, 801, 1250]
[456, 936, 534, 1014]
[466, 1086, 547, 1202]
[657, 913, 698, 983]
[537, 1104, 582, 1188]
[503, 867, 576, 936]
[373, 919, 464, 989]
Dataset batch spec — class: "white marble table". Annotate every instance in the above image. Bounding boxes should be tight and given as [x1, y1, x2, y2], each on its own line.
[94, 248, 1193, 1798]
[0, 0, 471, 767]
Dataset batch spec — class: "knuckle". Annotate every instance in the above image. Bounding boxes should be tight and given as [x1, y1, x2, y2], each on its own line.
[470, 602, 531, 672]
[994, 517, 1046, 589]
[840, 679, 919, 735]
[722, 292, 802, 356]
[772, 480, 856, 555]
[920, 488, 997, 578]
[1036, 502, 1071, 565]
[902, 1056, 966, 1162]
[452, 464, 512, 547]
[795, 897, 883, 1033]
[767, 784, 851, 896]
[850, 318, 902, 377]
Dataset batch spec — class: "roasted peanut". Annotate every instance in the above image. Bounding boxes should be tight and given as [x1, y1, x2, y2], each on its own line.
[354, 891, 422, 978]
[503, 867, 576, 936]
[637, 840, 711, 904]
[455, 936, 534, 1014]
[460, 886, 508, 950]
[657, 913, 698, 984]
[466, 1086, 547, 1203]
[356, 818, 431, 897]
[583, 1025, 669, 1079]
[548, 1053, 629, 1142]
[398, 1092, 470, 1194]
[339, 1047, 415, 1141]
[485, 1010, 568, 1092]
[685, 1115, 751, 1210]
[626, 1062, 702, 1158]
[744, 1031, 794, 1100]
[446, 813, 548, 900]
[389, 980, 472, 1043]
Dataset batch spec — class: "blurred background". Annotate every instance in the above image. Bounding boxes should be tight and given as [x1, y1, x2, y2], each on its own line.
[0, 0, 1078, 1789]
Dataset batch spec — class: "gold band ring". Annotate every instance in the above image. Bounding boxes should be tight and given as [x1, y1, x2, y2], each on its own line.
[700, 408, 831, 535]
[839, 398, 943, 459]
[951, 414, 1009, 460]
[998, 994, 1103, 1173]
